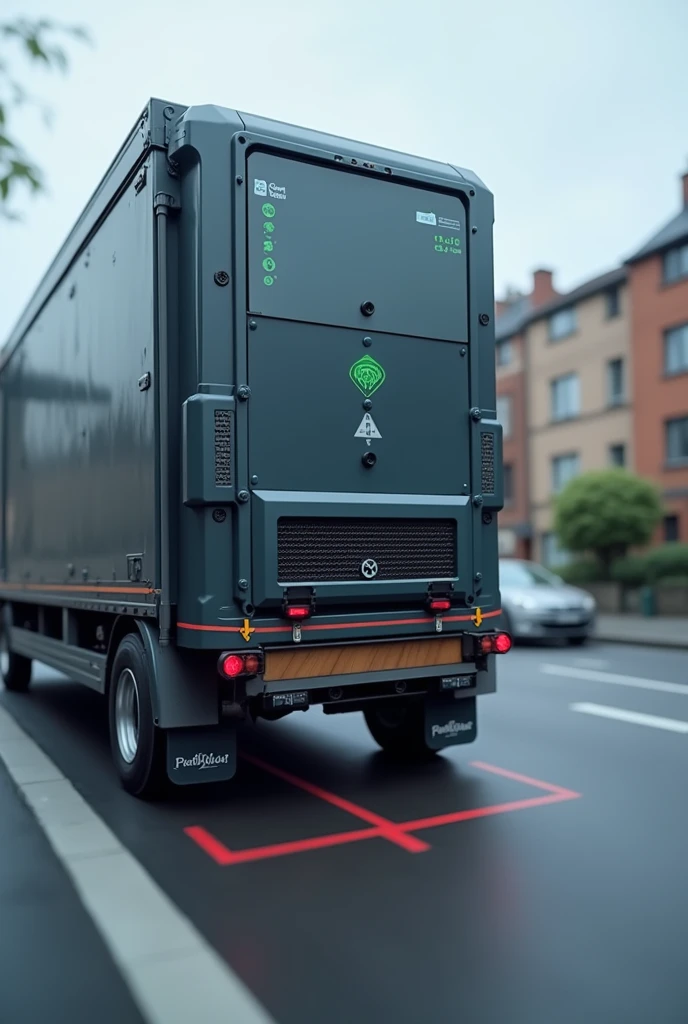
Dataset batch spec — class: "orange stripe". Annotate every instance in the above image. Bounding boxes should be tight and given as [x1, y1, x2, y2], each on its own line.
[0, 583, 157, 595]
[177, 609, 502, 634]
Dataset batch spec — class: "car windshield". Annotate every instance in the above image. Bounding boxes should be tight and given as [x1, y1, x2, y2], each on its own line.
[499, 560, 564, 588]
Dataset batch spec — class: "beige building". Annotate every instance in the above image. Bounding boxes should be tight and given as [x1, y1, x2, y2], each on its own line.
[524, 268, 632, 565]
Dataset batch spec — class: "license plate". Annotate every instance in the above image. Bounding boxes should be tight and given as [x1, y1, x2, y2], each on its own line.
[556, 612, 581, 624]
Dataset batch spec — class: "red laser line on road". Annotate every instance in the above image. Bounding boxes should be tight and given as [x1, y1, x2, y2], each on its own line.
[184, 759, 581, 867]
[240, 753, 429, 853]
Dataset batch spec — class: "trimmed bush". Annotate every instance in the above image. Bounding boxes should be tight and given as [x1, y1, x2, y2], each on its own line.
[643, 543, 688, 582]
[556, 560, 602, 585]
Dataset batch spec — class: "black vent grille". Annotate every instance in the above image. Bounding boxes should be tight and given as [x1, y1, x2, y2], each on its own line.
[481, 432, 495, 495]
[214, 409, 232, 487]
[277, 518, 456, 583]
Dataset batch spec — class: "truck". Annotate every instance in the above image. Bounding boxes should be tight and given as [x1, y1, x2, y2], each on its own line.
[0, 98, 510, 798]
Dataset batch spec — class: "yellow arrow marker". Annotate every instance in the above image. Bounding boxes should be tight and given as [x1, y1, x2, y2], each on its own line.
[239, 618, 255, 642]
[472, 607, 483, 627]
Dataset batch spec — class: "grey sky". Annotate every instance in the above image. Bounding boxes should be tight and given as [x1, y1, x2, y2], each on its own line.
[2, 0, 687, 342]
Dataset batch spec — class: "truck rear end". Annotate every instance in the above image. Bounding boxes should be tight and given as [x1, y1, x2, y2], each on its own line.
[171, 106, 508, 775]
[0, 100, 508, 796]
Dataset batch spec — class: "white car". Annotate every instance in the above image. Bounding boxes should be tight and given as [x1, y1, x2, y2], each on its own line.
[499, 558, 597, 646]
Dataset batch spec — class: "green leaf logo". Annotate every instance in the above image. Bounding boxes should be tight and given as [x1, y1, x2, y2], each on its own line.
[349, 355, 386, 397]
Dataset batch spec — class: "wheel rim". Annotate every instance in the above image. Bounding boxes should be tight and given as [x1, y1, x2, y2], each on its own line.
[115, 667, 140, 764]
[0, 631, 9, 678]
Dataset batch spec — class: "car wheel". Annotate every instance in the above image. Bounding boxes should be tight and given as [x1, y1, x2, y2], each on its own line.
[568, 636, 588, 647]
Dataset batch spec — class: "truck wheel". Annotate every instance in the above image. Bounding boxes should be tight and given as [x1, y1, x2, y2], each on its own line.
[108, 633, 166, 799]
[0, 625, 32, 693]
[364, 700, 436, 761]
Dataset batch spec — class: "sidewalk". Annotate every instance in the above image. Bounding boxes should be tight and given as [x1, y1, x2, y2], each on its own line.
[0, 720, 146, 1024]
[595, 614, 688, 649]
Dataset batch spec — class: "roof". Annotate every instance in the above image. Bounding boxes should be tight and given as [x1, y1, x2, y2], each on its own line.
[523, 266, 626, 324]
[495, 295, 531, 341]
[625, 206, 688, 264]
[495, 266, 626, 341]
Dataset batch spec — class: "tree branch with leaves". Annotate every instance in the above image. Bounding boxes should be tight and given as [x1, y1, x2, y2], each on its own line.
[0, 17, 90, 219]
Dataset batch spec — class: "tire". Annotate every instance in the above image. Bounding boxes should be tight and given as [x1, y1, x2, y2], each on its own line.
[108, 633, 166, 799]
[0, 620, 32, 693]
[568, 636, 588, 647]
[364, 699, 436, 761]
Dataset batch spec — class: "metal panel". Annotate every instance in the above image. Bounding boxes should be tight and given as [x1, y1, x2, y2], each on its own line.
[9, 627, 106, 692]
[247, 318, 470, 495]
[3, 181, 157, 587]
[247, 152, 468, 341]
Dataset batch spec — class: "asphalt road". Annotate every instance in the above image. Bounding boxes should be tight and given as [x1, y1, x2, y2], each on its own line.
[2, 639, 688, 1024]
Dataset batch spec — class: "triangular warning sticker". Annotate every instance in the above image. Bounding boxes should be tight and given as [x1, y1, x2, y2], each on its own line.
[354, 413, 382, 439]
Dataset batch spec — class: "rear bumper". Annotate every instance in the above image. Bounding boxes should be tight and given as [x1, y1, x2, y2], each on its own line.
[509, 612, 595, 641]
[244, 637, 497, 701]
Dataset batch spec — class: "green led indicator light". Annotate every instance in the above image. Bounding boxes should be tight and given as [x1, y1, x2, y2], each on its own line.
[263, 239, 274, 252]
[262, 257, 276, 272]
[262, 202, 276, 218]
[349, 355, 386, 397]
[263, 275, 274, 287]
[263, 221, 275, 234]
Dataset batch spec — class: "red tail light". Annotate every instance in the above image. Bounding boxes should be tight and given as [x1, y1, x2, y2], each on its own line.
[221, 654, 244, 678]
[429, 598, 452, 612]
[285, 605, 311, 620]
[479, 632, 512, 655]
[218, 651, 264, 679]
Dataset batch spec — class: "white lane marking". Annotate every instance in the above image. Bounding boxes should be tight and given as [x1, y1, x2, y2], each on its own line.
[0, 705, 276, 1024]
[570, 702, 688, 733]
[541, 663, 688, 696]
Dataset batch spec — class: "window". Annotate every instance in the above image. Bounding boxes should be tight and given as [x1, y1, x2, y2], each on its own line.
[496, 339, 512, 367]
[663, 515, 680, 543]
[606, 358, 625, 406]
[541, 532, 571, 568]
[550, 372, 580, 421]
[609, 443, 626, 467]
[503, 463, 514, 504]
[665, 416, 688, 465]
[552, 452, 580, 493]
[663, 243, 688, 285]
[548, 307, 577, 341]
[664, 324, 688, 376]
[499, 559, 565, 586]
[496, 395, 512, 438]
[605, 287, 620, 318]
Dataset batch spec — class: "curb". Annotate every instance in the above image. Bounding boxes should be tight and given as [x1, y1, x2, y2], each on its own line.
[594, 633, 688, 651]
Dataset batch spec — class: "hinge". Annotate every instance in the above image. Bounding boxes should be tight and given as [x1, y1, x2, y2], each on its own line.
[154, 191, 177, 213]
[134, 167, 147, 194]
[127, 554, 143, 583]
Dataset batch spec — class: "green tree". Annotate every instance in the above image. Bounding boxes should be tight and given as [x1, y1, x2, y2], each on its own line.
[0, 17, 89, 218]
[553, 468, 663, 576]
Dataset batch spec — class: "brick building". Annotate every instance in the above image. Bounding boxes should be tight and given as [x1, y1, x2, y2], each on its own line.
[626, 170, 688, 543]
[495, 270, 558, 559]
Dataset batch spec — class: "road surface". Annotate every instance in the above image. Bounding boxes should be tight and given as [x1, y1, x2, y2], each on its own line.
[1, 640, 687, 1024]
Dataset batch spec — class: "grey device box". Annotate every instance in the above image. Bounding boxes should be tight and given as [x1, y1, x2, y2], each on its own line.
[0, 99, 504, 784]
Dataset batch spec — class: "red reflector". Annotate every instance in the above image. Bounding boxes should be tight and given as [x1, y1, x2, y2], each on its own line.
[243, 653, 260, 675]
[480, 636, 494, 654]
[222, 654, 244, 678]
[429, 599, 451, 612]
[494, 632, 512, 653]
[285, 605, 310, 619]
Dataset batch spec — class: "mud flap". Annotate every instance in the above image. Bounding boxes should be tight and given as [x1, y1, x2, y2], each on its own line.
[166, 724, 237, 785]
[424, 692, 477, 750]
